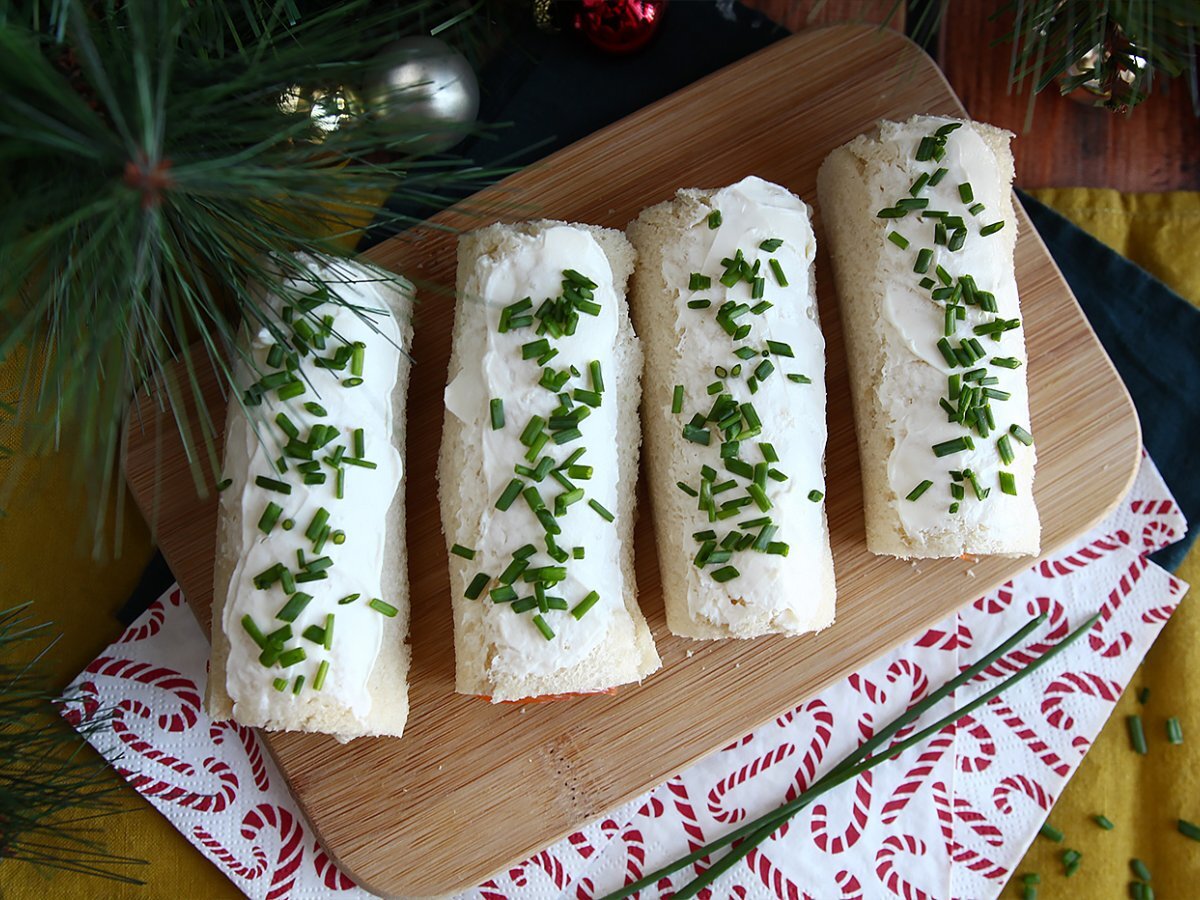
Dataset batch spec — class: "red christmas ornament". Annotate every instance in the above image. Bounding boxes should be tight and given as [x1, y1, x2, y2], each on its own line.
[572, 0, 667, 54]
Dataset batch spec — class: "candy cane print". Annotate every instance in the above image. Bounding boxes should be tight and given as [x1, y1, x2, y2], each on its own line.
[952, 796, 1003, 848]
[210, 720, 271, 791]
[84, 656, 201, 732]
[707, 742, 795, 824]
[810, 769, 872, 853]
[955, 713, 996, 774]
[1035, 529, 1131, 578]
[1088, 556, 1150, 657]
[311, 843, 358, 891]
[58, 679, 101, 727]
[192, 803, 305, 900]
[1040, 671, 1122, 731]
[949, 843, 1008, 882]
[615, 828, 646, 894]
[1140, 519, 1178, 553]
[874, 834, 931, 900]
[743, 843, 818, 900]
[783, 700, 835, 803]
[879, 727, 954, 824]
[931, 781, 954, 859]
[972, 596, 1069, 680]
[972, 580, 1015, 615]
[986, 697, 1070, 777]
[993, 774, 1053, 815]
[1142, 573, 1184, 625]
[127, 755, 237, 813]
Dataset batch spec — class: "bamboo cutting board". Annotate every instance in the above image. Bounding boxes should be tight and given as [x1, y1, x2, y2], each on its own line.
[122, 24, 1140, 896]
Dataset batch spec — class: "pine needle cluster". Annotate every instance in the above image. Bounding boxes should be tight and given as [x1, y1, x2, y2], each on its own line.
[0, 0, 501, 547]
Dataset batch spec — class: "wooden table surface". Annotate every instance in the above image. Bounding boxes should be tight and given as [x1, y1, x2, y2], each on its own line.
[746, 0, 1200, 192]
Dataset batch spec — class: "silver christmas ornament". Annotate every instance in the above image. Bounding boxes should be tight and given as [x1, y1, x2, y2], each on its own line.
[364, 37, 480, 155]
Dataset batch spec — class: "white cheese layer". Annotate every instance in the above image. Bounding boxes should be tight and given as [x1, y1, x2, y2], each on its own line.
[444, 225, 624, 681]
[871, 118, 1036, 541]
[221, 260, 404, 727]
[659, 176, 830, 633]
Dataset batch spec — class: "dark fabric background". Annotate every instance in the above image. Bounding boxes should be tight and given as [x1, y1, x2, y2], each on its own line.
[123, 1, 1198, 618]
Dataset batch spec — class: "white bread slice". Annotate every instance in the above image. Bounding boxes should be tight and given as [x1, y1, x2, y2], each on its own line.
[208, 257, 412, 740]
[627, 177, 836, 639]
[817, 115, 1040, 558]
[439, 220, 660, 701]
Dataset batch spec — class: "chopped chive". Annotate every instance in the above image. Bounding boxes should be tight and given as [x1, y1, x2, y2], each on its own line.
[958, 182, 974, 203]
[216, 478, 233, 492]
[948, 228, 967, 251]
[311, 659, 330, 691]
[335, 467, 345, 500]
[464, 573, 490, 600]
[369, 598, 398, 618]
[302, 624, 326, 645]
[914, 248, 933, 274]
[451, 544, 476, 560]
[991, 356, 1022, 369]
[786, 373, 812, 384]
[980, 220, 1005, 236]
[688, 299, 711, 310]
[571, 591, 601, 620]
[765, 340, 794, 358]
[1127, 714, 1148, 754]
[258, 502, 284, 534]
[932, 436, 974, 457]
[928, 166, 949, 186]
[677, 481, 699, 497]
[1178, 819, 1200, 841]
[488, 398, 505, 431]
[1010, 424, 1034, 446]
[531, 614, 555, 641]
[915, 136, 936, 161]
[241, 615, 267, 648]
[909, 172, 930, 195]
[1094, 814, 1115, 830]
[273, 677, 287, 692]
[304, 508, 330, 542]
[887, 231, 910, 249]
[906, 480, 934, 501]
[759, 442, 779, 463]
[768, 259, 788, 287]
[1167, 716, 1184, 744]
[1131, 859, 1151, 881]
[671, 385, 684, 414]
[999, 471, 1017, 495]
[689, 273, 712, 290]
[277, 647, 306, 668]
[896, 197, 928, 211]
[275, 412, 300, 440]
[707, 210, 722, 228]
[277, 380, 306, 400]
[276, 592, 313, 623]
[589, 360, 604, 393]
[519, 415, 545, 446]
[711, 565, 739, 583]
[1040, 822, 1064, 843]
[997, 434, 1015, 465]
[807, 489, 824, 502]
[588, 499, 615, 522]
[968, 202, 986, 216]
[255, 476, 292, 495]
[490, 585, 518, 603]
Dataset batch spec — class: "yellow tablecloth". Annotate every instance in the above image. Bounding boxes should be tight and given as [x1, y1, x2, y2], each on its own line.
[0, 189, 1196, 898]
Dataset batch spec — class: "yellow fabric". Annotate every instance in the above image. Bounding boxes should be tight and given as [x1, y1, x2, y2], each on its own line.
[1011, 189, 1200, 897]
[0, 191, 1195, 898]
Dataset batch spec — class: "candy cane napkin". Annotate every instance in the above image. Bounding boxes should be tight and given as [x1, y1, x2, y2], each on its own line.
[61, 452, 1187, 899]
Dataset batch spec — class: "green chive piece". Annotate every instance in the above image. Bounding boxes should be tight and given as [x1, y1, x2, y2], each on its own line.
[876, 207, 906, 219]
[887, 231, 910, 249]
[335, 467, 345, 500]
[991, 356, 1022, 369]
[677, 481, 699, 497]
[590, 360, 604, 393]
[216, 478, 233, 492]
[275, 412, 299, 439]
[998, 434, 1015, 465]
[484, 397, 504, 431]
[671, 385, 684, 415]
[768, 259, 788, 287]
[897, 197, 929, 211]
[980, 220, 1005, 236]
[532, 614, 555, 640]
[707, 210, 722, 229]
[1167, 716, 1184, 744]
[369, 598, 398, 617]
[765, 340, 794, 358]
[711, 565, 739, 583]
[909, 173, 930, 195]
[255, 476, 291, 495]
[689, 273, 712, 290]
[302, 624, 326, 645]
[313, 660, 330, 691]
[258, 502, 284, 534]
[906, 480, 934, 501]
[1040, 822, 1064, 843]
[1094, 814, 1115, 830]
[914, 248, 933, 274]
[958, 182, 974, 203]
[999, 471, 1017, 495]
[807, 489, 824, 502]
[496, 479, 523, 511]
[1178, 819, 1200, 841]
[687, 299, 711, 310]
[1127, 714, 1148, 754]
[968, 202, 986, 215]
[241, 615, 267, 648]
[337, 593, 360, 606]
[464, 573, 490, 600]
[303, 402, 327, 417]
[450, 544, 476, 560]
[322, 614, 334, 651]
[1010, 424, 1034, 446]
[787, 373, 812, 384]
[588, 499, 615, 522]
[1131, 859, 1151, 881]
[277, 380, 306, 400]
[571, 591, 601, 620]
[928, 166, 949, 186]
[276, 592, 313, 623]
[278, 648, 306, 668]
[273, 677, 287, 692]
[932, 436, 974, 457]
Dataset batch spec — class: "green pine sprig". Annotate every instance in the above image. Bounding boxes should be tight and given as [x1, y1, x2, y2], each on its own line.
[0, 0, 505, 551]
[600, 609, 1101, 900]
[0, 603, 147, 883]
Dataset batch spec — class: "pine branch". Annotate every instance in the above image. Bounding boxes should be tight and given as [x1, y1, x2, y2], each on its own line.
[0, 0, 511, 550]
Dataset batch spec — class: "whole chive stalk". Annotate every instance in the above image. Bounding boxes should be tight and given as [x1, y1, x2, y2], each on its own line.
[600, 612, 1099, 900]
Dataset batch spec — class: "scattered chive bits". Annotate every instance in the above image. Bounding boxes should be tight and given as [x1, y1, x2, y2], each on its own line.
[1039, 822, 1064, 843]
[1127, 714, 1148, 754]
[707, 210, 722, 229]
[1167, 716, 1184, 744]
[1094, 814, 1115, 830]
[1178, 819, 1200, 841]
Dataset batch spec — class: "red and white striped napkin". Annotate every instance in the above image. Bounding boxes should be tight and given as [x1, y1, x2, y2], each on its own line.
[62, 452, 1187, 899]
